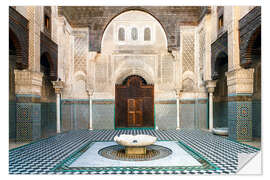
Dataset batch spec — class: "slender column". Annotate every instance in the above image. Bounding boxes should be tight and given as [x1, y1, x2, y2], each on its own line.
[175, 88, 182, 130]
[52, 80, 64, 133]
[209, 92, 214, 131]
[176, 96, 180, 130]
[56, 93, 61, 133]
[87, 89, 94, 130]
[206, 80, 217, 132]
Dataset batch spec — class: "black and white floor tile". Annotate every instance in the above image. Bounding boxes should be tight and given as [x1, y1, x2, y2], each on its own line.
[9, 129, 260, 175]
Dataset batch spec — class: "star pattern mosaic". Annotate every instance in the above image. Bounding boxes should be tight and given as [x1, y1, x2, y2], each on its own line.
[9, 129, 259, 175]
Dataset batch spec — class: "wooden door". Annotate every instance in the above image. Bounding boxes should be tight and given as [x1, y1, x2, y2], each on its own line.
[128, 99, 143, 127]
[115, 75, 154, 128]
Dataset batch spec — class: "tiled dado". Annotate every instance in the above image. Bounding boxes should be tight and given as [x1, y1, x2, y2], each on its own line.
[228, 94, 252, 142]
[61, 99, 89, 132]
[16, 95, 41, 142]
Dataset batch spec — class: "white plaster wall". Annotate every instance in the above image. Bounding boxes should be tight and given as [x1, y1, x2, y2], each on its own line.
[101, 10, 167, 54]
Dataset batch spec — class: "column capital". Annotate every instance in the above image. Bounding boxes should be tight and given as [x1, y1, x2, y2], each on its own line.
[205, 80, 217, 93]
[174, 88, 183, 97]
[86, 88, 94, 97]
[52, 80, 64, 94]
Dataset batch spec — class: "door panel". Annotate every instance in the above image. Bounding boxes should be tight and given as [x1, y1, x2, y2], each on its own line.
[135, 99, 143, 126]
[128, 99, 135, 127]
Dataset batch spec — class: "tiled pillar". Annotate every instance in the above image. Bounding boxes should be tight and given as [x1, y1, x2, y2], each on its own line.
[226, 68, 254, 141]
[14, 70, 43, 141]
[206, 80, 217, 131]
[87, 89, 94, 130]
[52, 80, 64, 133]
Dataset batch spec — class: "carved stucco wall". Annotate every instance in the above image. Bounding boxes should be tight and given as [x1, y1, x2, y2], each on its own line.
[60, 10, 210, 100]
[180, 26, 196, 95]
[93, 10, 176, 100]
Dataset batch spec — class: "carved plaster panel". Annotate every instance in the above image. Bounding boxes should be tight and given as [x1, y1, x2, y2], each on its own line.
[14, 70, 43, 96]
[226, 68, 254, 94]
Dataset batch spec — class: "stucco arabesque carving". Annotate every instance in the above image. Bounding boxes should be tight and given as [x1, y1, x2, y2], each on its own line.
[226, 68, 254, 94]
[14, 69, 43, 96]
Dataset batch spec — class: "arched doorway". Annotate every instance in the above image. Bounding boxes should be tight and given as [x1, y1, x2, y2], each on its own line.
[40, 53, 55, 100]
[213, 52, 228, 128]
[115, 75, 154, 128]
[40, 53, 56, 137]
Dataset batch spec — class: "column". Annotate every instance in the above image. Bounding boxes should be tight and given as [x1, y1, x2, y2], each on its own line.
[175, 88, 182, 130]
[87, 89, 94, 130]
[176, 96, 180, 130]
[206, 80, 217, 131]
[52, 80, 64, 133]
[56, 93, 61, 133]
[209, 92, 214, 130]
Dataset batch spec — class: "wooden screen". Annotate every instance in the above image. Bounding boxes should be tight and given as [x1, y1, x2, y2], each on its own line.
[115, 75, 154, 128]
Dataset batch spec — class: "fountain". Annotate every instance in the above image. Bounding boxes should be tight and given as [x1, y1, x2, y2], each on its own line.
[114, 134, 157, 155]
[98, 134, 171, 161]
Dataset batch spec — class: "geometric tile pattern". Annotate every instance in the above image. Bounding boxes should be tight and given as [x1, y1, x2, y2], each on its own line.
[9, 100, 17, 139]
[228, 101, 252, 142]
[74, 31, 88, 74]
[197, 103, 207, 130]
[41, 102, 57, 138]
[61, 102, 89, 131]
[16, 103, 41, 141]
[182, 32, 195, 72]
[52, 141, 217, 172]
[181, 104, 195, 129]
[155, 104, 177, 130]
[252, 100, 261, 138]
[16, 103, 31, 122]
[93, 104, 114, 129]
[198, 29, 205, 72]
[9, 129, 259, 174]
[213, 102, 228, 128]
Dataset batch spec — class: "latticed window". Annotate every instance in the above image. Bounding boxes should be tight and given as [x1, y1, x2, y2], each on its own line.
[131, 27, 138, 40]
[144, 27, 151, 41]
[118, 27, 125, 41]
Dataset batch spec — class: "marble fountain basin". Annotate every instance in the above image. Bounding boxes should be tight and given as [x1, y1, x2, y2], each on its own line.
[114, 134, 157, 155]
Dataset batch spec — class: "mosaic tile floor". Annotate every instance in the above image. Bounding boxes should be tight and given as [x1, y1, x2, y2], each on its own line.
[9, 129, 260, 175]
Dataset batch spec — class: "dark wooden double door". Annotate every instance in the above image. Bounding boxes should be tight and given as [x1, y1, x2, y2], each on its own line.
[115, 75, 154, 128]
